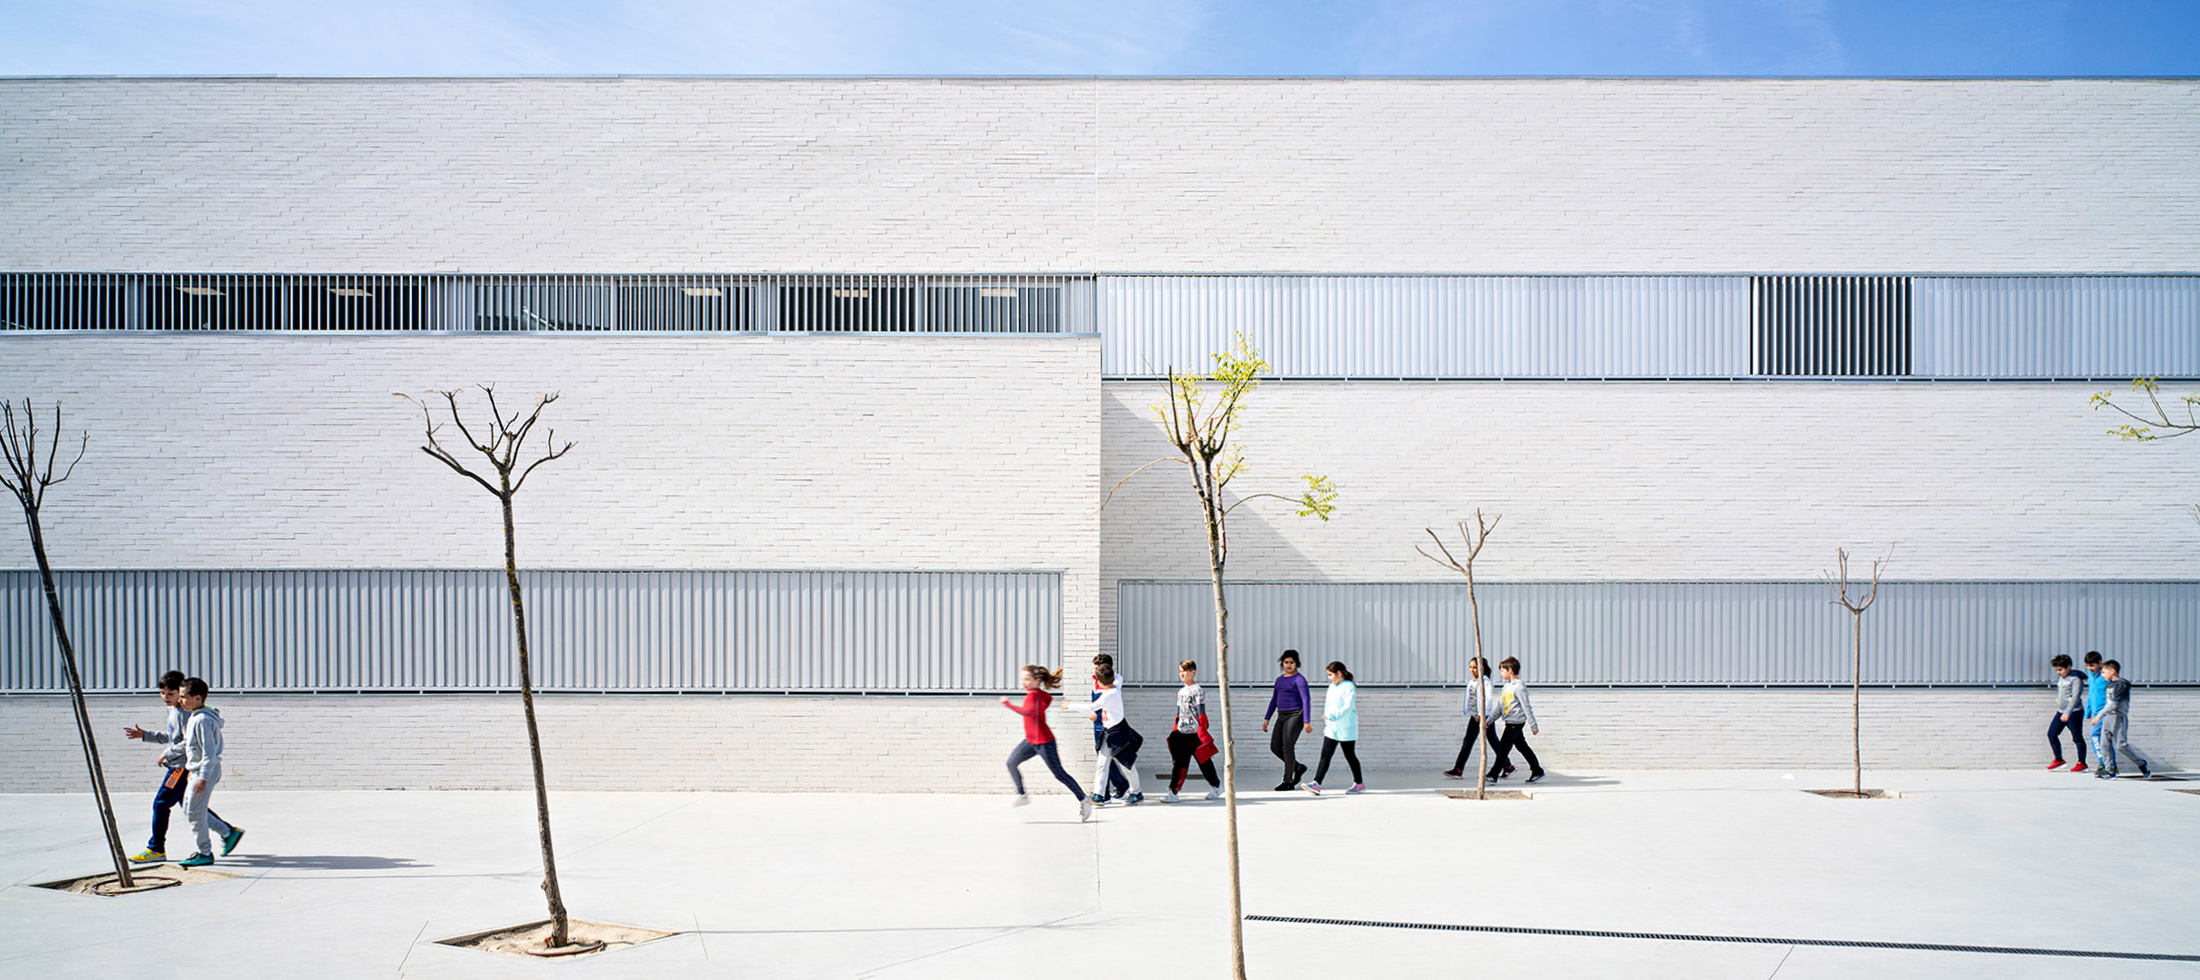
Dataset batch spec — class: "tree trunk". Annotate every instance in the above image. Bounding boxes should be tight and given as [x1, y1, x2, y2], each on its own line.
[1205, 504, 1248, 980]
[501, 489, 570, 948]
[1466, 561, 1487, 801]
[26, 511, 132, 887]
[1851, 611, 1862, 798]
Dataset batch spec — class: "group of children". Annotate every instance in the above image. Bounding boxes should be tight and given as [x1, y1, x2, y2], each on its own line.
[120, 671, 244, 867]
[2047, 651, 2154, 779]
[1002, 647, 1552, 816]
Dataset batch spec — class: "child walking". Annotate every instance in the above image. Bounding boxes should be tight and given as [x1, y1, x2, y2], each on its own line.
[1001, 664, 1094, 822]
[2082, 651, 2108, 772]
[1303, 661, 1364, 795]
[1088, 662, 1146, 805]
[124, 671, 242, 864]
[1484, 657, 1546, 784]
[1261, 650, 1313, 790]
[1090, 654, 1129, 803]
[2091, 659, 2154, 779]
[1444, 657, 1495, 779]
[1164, 660, 1223, 803]
[2046, 653, 2089, 771]
[176, 678, 226, 867]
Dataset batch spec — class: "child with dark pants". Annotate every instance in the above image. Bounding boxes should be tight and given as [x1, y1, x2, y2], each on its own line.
[1001, 664, 1093, 822]
[1304, 661, 1364, 795]
[123, 670, 240, 863]
[1445, 657, 1495, 779]
[1090, 654, 1130, 801]
[2046, 653, 2089, 771]
[1165, 660, 1222, 802]
[1261, 649, 1313, 790]
[1485, 657, 1546, 784]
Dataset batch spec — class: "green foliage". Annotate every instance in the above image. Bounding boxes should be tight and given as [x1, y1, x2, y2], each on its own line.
[1297, 474, 1338, 521]
[2091, 376, 2198, 443]
[1148, 332, 1335, 522]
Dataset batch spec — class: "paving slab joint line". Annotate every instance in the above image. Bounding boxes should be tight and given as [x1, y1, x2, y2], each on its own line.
[1242, 915, 2200, 963]
[853, 911, 1095, 978]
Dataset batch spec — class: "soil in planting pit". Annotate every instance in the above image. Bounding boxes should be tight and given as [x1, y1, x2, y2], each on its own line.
[1438, 789, 1532, 801]
[1808, 789, 1906, 799]
[436, 919, 677, 958]
[34, 866, 234, 895]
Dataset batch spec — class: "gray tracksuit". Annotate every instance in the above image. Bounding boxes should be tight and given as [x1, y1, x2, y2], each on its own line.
[181, 706, 225, 856]
[138, 705, 191, 768]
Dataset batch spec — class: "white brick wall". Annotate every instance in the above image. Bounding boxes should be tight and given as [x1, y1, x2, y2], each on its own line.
[3, 78, 2196, 274]
[5, 687, 2189, 793]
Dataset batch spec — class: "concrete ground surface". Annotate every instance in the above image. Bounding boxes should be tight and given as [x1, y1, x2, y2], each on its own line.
[3, 770, 2196, 979]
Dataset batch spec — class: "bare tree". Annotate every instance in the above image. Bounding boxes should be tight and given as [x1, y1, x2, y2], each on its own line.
[406, 387, 582, 949]
[1106, 335, 1335, 980]
[1823, 548, 1889, 799]
[1418, 510, 1500, 800]
[0, 400, 134, 888]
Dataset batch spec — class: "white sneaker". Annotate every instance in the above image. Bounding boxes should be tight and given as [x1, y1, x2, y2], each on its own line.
[1011, 794, 1030, 808]
[1079, 796, 1094, 822]
[1205, 787, 1223, 800]
[1163, 791, 1180, 803]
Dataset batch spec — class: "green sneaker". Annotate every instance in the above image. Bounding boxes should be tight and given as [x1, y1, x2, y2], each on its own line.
[127, 849, 165, 864]
[221, 827, 246, 857]
[178, 853, 215, 868]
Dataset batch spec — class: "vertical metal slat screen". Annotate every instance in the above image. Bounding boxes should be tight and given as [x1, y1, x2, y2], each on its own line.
[1, 569, 1059, 693]
[1752, 275, 1911, 377]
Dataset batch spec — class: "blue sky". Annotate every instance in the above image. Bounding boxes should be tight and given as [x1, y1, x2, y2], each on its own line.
[2, 0, 2196, 76]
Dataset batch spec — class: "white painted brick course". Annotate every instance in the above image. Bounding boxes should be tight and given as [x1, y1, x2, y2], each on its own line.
[2, 78, 2196, 274]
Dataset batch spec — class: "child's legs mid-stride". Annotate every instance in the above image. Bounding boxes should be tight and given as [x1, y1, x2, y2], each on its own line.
[1007, 739, 1085, 799]
[1270, 710, 1304, 778]
[2047, 713, 2087, 763]
[1095, 729, 1129, 797]
[150, 766, 230, 852]
[1487, 725, 1543, 778]
[1313, 737, 1362, 784]
[1451, 723, 1493, 773]
[1165, 731, 1219, 793]
[183, 774, 219, 856]
[2102, 713, 2148, 772]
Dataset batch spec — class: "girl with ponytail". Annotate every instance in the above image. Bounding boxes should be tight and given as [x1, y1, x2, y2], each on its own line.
[1001, 664, 1092, 822]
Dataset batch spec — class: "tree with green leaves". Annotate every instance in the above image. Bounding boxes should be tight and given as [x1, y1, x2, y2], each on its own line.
[405, 386, 588, 952]
[1, 400, 138, 890]
[1107, 335, 1335, 980]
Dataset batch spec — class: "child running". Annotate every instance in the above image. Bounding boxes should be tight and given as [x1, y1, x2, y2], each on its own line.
[1303, 661, 1364, 795]
[2046, 653, 2089, 771]
[1484, 657, 1546, 784]
[1088, 661, 1146, 805]
[124, 670, 242, 864]
[1090, 654, 1129, 803]
[1001, 664, 1094, 822]
[1261, 650, 1313, 791]
[1164, 660, 1223, 803]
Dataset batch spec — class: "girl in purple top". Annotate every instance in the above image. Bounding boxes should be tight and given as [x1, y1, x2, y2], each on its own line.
[1260, 649, 1314, 790]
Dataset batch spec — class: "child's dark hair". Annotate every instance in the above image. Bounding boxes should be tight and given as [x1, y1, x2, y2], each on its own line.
[1279, 649, 1300, 667]
[1471, 657, 1491, 676]
[1178, 660, 1198, 673]
[1325, 660, 1352, 682]
[183, 677, 209, 699]
[159, 670, 186, 690]
[1498, 656, 1521, 675]
[2104, 659, 2121, 672]
[1093, 653, 1114, 667]
[1022, 665, 1063, 690]
[2084, 650, 2103, 665]
[2051, 654, 2072, 669]
[1094, 661, 1117, 686]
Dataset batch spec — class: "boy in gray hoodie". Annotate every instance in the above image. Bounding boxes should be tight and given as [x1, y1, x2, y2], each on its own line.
[124, 671, 240, 863]
[177, 678, 227, 867]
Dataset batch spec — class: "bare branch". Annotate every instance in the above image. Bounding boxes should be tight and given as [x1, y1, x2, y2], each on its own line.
[1418, 527, 1465, 573]
[1097, 455, 1182, 513]
[511, 436, 575, 494]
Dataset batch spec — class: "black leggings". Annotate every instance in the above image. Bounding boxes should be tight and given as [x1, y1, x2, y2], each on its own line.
[1314, 737, 1362, 784]
[1271, 710, 1305, 779]
[1451, 722, 1495, 773]
[2047, 711, 2087, 763]
[1167, 730, 1221, 793]
[1007, 740, 1086, 799]
[1486, 724, 1542, 779]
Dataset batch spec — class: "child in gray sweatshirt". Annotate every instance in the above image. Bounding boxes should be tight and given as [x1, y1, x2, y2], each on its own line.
[177, 678, 227, 867]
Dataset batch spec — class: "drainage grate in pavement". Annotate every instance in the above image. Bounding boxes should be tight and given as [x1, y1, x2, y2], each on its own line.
[1244, 915, 2200, 963]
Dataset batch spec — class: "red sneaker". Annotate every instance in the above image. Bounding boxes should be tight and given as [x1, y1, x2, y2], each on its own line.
[2048, 760, 2067, 770]
[2070, 762, 2088, 773]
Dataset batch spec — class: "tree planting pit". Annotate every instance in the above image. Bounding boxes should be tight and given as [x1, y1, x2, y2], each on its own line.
[435, 919, 678, 958]
[1438, 789, 1531, 801]
[33, 866, 232, 896]
[1807, 789, 1907, 799]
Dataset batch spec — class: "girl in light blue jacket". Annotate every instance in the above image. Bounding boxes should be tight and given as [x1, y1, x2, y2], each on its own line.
[1304, 661, 1364, 795]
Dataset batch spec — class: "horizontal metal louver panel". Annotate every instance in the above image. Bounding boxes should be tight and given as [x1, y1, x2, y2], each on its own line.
[1098, 276, 1750, 378]
[2, 569, 1060, 693]
[1751, 276, 1911, 376]
[1912, 277, 2200, 378]
[1119, 580, 2200, 686]
[0, 273, 1091, 334]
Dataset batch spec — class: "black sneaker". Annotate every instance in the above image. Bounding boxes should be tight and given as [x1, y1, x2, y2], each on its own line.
[1503, 765, 1516, 777]
[1294, 762, 1308, 785]
[1442, 770, 1464, 779]
[2139, 763, 2153, 779]
[1274, 780, 1294, 791]
[1525, 772, 1546, 784]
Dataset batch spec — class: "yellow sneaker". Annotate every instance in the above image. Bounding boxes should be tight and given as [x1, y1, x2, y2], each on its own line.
[128, 849, 165, 864]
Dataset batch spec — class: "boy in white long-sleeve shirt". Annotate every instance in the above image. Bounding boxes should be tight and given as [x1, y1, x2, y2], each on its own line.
[123, 671, 240, 863]
[1483, 658, 1546, 784]
[176, 678, 228, 867]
